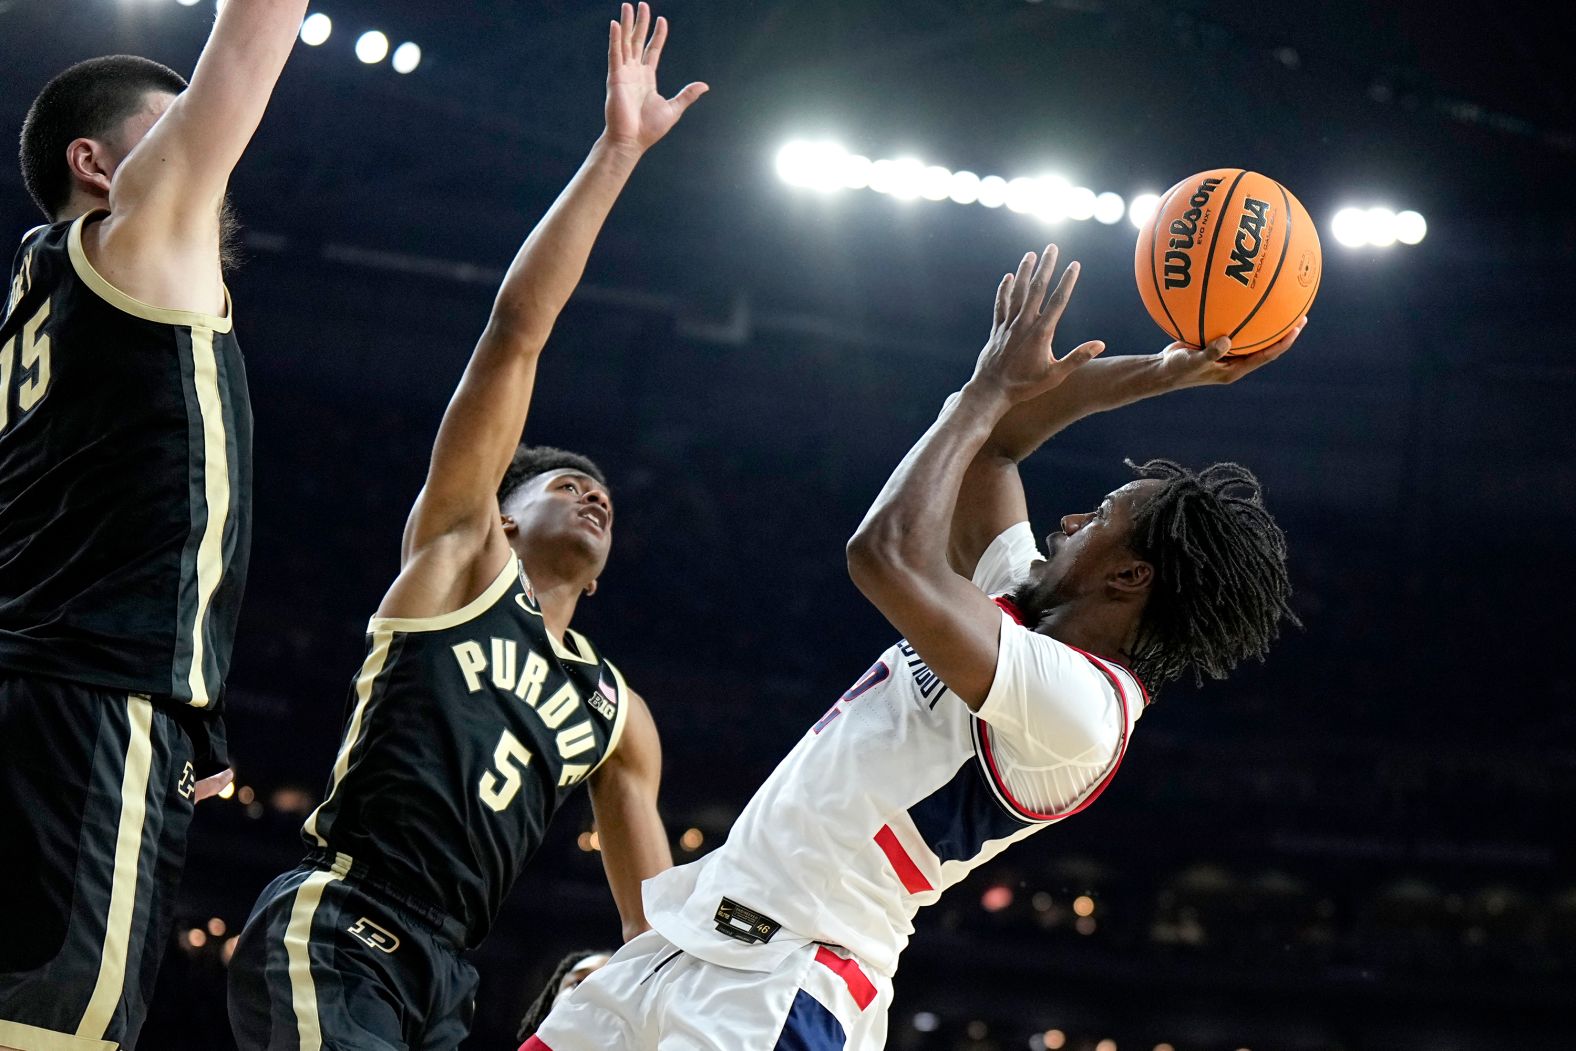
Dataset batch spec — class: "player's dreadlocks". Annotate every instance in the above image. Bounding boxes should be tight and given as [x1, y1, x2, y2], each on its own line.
[1124, 458, 1298, 690]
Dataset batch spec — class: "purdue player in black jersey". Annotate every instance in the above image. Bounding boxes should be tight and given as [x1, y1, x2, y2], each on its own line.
[226, 5, 706, 1046]
[0, 5, 308, 1049]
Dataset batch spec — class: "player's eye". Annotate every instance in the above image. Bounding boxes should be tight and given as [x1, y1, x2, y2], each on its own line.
[562, 482, 579, 494]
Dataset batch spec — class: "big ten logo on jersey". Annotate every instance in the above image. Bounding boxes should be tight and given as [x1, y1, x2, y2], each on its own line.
[451, 637, 602, 803]
[812, 660, 891, 735]
[346, 917, 401, 954]
[1, 253, 51, 437]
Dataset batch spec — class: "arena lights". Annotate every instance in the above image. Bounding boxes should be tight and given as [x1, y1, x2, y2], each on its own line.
[355, 30, 390, 64]
[391, 41, 422, 75]
[1331, 206, 1427, 248]
[774, 139, 1129, 226]
[278, 8, 419, 73]
[299, 12, 332, 46]
[779, 139, 1423, 251]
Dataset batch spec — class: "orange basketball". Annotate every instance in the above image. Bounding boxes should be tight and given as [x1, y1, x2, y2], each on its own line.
[1135, 168, 1321, 355]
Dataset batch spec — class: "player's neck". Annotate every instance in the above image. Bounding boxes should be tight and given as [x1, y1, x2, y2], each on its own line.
[57, 192, 108, 223]
[1034, 601, 1139, 667]
[529, 577, 585, 645]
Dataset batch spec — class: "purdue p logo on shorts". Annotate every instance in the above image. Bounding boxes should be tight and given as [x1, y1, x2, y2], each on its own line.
[177, 762, 197, 800]
[347, 916, 401, 953]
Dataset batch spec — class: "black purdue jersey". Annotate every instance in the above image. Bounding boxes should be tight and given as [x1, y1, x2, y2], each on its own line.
[0, 213, 252, 711]
[301, 555, 629, 945]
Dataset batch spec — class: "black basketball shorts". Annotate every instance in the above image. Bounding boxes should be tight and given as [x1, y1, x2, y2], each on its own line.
[0, 675, 197, 1051]
[227, 856, 479, 1051]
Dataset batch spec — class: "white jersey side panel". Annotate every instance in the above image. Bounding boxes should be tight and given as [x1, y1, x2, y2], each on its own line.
[644, 523, 1145, 978]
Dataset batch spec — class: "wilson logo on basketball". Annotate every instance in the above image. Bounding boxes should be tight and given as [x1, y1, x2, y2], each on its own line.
[1162, 175, 1225, 290]
[1224, 197, 1272, 287]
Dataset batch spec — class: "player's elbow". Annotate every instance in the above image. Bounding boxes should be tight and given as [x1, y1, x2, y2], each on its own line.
[846, 526, 914, 596]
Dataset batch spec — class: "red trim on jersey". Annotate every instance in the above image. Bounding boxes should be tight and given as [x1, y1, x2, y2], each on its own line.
[993, 597, 1151, 704]
[976, 650, 1133, 823]
[993, 596, 1026, 624]
[521, 1038, 554, 1051]
[815, 946, 878, 1010]
[874, 824, 934, 894]
[1062, 642, 1151, 707]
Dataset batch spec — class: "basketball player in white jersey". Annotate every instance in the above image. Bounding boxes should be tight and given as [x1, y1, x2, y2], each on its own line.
[527, 248, 1307, 1050]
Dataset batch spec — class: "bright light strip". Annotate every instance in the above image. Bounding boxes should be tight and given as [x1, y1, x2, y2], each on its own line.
[355, 30, 389, 64]
[1332, 204, 1428, 248]
[299, 12, 332, 46]
[773, 140, 1421, 248]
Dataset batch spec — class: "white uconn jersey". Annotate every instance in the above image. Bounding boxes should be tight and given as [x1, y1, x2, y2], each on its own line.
[644, 523, 1148, 978]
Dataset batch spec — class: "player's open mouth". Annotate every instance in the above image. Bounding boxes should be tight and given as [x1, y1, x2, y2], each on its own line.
[578, 508, 609, 532]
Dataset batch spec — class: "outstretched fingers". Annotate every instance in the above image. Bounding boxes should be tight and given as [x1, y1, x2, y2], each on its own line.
[1037, 257, 1080, 331]
[644, 13, 669, 65]
[1024, 244, 1060, 318]
[1006, 251, 1036, 321]
[993, 273, 1014, 330]
[632, 2, 651, 61]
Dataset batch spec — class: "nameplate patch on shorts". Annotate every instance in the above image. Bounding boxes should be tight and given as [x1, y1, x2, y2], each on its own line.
[714, 897, 781, 945]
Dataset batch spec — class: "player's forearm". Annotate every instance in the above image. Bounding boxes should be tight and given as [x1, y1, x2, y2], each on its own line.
[486, 137, 644, 351]
[594, 789, 673, 941]
[850, 382, 1014, 579]
[168, 0, 306, 171]
[986, 353, 1171, 462]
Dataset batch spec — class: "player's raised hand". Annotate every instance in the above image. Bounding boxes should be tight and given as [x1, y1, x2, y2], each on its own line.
[971, 245, 1105, 404]
[1155, 316, 1308, 390]
[604, 2, 708, 153]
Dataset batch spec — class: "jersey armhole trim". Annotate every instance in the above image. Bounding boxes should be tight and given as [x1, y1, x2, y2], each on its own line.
[587, 659, 632, 776]
[67, 211, 234, 333]
[973, 648, 1133, 824]
[366, 555, 519, 634]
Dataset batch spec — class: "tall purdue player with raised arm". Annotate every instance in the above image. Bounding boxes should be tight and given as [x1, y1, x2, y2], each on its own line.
[226, 5, 705, 1047]
[0, 5, 307, 1049]
[529, 251, 1305, 1050]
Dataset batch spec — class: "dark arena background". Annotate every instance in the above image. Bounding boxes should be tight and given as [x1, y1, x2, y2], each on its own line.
[4, 1, 1574, 1049]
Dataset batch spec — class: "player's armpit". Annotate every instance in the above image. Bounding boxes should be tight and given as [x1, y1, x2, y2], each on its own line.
[376, 527, 513, 622]
[589, 689, 672, 942]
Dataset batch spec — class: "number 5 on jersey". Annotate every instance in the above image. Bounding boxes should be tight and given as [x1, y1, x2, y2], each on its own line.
[479, 729, 534, 812]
